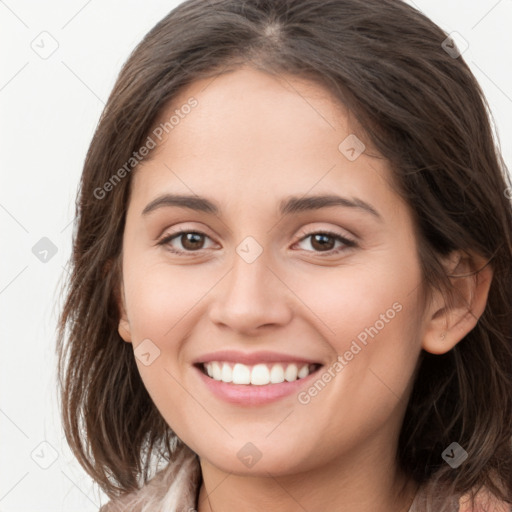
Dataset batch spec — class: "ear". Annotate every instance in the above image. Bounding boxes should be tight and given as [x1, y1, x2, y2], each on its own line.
[116, 278, 132, 344]
[422, 250, 493, 355]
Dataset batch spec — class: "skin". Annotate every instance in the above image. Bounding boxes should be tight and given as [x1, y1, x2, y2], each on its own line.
[117, 67, 493, 512]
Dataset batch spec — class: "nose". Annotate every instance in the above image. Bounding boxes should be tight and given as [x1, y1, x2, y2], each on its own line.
[207, 249, 293, 335]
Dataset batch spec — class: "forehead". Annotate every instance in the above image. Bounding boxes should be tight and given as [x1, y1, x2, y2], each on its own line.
[150, 66, 357, 159]
[131, 66, 402, 219]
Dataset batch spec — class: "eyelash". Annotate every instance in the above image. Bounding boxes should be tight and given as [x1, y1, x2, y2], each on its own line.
[157, 229, 357, 257]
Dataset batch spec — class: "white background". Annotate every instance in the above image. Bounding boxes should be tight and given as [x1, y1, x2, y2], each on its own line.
[1, 0, 511, 510]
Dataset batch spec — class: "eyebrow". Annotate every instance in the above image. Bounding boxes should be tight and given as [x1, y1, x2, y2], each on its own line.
[142, 193, 382, 220]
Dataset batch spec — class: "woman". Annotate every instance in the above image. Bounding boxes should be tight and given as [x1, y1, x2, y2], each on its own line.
[57, 0, 512, 510]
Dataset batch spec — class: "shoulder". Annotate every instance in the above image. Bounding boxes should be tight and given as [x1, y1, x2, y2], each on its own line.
[458, 486, 511, 512]
[411, 482, 510, 512]
[98, 445, 201, 512]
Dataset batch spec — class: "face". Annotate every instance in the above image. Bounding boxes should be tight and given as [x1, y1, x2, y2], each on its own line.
[118, 66, 427, 476]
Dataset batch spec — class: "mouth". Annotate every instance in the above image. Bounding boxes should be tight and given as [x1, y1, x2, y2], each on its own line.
[195, 361, 323, 386]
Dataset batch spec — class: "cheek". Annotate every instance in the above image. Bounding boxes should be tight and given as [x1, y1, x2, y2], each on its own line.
[289, 248, 423, 401]
[123, 257, 217, 340]
[293, 256, 422, 350]
[283, 266, 423, 449]
[122, 259, 214, 412]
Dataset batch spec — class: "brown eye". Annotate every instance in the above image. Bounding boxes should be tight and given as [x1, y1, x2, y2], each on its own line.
[310, 233, 336, 251]
[180, 232, 206, 250]
[158, 230, 215, 254]
[295, 230, 357, 255]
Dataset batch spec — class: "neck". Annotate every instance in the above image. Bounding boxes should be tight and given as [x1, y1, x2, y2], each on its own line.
[196, 436, 418, 512]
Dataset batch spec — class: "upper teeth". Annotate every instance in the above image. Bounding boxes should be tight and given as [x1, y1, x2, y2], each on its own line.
[203, 362, 314, 385]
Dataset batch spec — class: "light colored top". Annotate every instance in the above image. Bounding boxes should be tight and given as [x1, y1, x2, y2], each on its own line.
[100, 445, 511, 512]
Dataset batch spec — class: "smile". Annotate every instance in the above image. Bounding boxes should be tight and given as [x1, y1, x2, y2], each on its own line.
[199, 361, 322, 386]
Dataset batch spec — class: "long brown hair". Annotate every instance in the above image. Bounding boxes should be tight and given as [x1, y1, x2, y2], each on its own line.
[57, 0, 512, 509]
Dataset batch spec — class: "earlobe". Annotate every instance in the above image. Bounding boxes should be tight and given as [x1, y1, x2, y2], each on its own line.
[118, 316, 132, 343]
[116, 281, 132, 343]
[421, 251, 493, 355]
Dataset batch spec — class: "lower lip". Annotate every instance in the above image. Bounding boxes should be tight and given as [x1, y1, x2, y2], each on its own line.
[194, 365, 322, 406]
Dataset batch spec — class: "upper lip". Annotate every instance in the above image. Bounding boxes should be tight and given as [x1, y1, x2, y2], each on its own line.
[193, 350, 323, 366]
